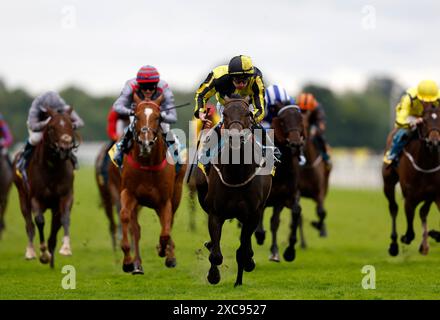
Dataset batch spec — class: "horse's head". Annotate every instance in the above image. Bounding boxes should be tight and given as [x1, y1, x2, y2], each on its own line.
[133, 93, 164, 156]
[271, 102, 304, 154]
[420, 102, 440, 150]
[223, 95, 252, 150]
[43, 107, 78, 160]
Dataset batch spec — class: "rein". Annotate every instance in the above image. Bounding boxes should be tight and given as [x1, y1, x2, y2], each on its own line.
[212, 158, 266, 188]
[403, 150, 440, 173]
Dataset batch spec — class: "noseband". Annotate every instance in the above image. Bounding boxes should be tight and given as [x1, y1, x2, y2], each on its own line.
[134, 101, 161, 146]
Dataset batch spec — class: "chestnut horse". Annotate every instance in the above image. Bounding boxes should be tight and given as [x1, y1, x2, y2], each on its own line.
[383, 103, 440, 256]
[13, 108, 79, 267]
[119, 94, 187, 274]
[196, 96, 272, 286]
[95, 141, 122, 250]
[0, 151, 13, 239]
[298, 113, 331, 238]
[254, 103, 305, 262]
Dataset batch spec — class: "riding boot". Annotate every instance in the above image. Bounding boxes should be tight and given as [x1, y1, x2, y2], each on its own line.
[199, 123, 221, 175]
[313, 134, 331, 168]
[252, 122, 282, 163]
[113, 124, 134, 167]
[16, 141, 34, 184]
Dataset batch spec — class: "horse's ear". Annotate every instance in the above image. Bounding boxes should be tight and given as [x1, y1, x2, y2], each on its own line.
[133, 92, 142, 105]
[154, 94, 164, 106]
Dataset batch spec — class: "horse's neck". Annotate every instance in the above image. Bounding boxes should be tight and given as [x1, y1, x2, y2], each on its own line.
[131, 136, 166, 166]
[407, 139, 440, 167]
[217, 145, 257, 184]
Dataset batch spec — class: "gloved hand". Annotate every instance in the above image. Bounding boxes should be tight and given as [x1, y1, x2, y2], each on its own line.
[199, 110, 212, 129]
[409, 117, 423, 129]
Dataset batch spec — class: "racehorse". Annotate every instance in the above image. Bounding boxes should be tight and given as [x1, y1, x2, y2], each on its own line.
[383, 103, 440, 256]
[119, 94, 187, 274]
[0, 150, 13, 239]
[196, 95, 272, 286]
[95, 142, 122, 250]
[254, 102, 305, 262]
[13, 107, 79, 268]
[298, 112, 332, 238]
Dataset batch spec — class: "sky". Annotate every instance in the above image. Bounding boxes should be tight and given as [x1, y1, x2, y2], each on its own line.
[1, 0, 440, 96]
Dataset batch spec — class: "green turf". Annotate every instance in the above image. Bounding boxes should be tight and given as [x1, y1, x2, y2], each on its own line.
[0, 167, 439, 300]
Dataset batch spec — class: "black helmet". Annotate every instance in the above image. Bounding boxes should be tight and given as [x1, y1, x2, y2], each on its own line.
[228, 55, 255, 76]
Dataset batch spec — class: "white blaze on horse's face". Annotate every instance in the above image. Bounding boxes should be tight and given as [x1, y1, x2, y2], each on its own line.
[432, 113, 438, 120]
[141, 108, 154, 153]
[59, 119, 65, 127]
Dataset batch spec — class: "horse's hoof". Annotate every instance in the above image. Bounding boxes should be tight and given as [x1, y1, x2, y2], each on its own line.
[25, 248, 36, 260]
[418, 244, 429, 256]
[300, 242, 307, 250]
[311, 221, 321, 231]
[244, 259, 255, 272]
[400, 234, 414, 245]
[283, 246, 296, 262]
[388, 243, 399, 256]
[255, 230, 266, 245]
[269, 253, 280, 262]
[207, 266, 220, 285]
[132, 266, 144, 275]
[156, 244, 166, 258]
[122, 263, 134, 273]
[319, 227, 328, 238]
[234, 281, 242, 287]
[39, 252, 51, 264]
[59, 246, 72, 256]
[428, 230, 440, 242]
[165, 257, 177, 268]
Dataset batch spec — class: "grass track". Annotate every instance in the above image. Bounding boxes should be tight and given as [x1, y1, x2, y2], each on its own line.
[0, 167, 439, 300]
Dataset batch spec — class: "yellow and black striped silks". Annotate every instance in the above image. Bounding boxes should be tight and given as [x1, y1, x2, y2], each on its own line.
[194, 65, 266, 123]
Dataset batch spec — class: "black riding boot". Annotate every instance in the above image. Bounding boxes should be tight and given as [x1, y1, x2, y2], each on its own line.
[114, 124, 134, 167]
[17, 141, 34, 180]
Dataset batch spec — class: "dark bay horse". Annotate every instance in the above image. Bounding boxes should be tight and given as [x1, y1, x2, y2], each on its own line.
[13, 108, 79, 267]
[95, 142, 122, 250]
[383, 103, 440, 256]
[298, 113, 331, 238]
[254, 103, 305, 262]
[119, 94, 187, 274]
[0, 150, 13, 239]
[196, 96, 272, 286]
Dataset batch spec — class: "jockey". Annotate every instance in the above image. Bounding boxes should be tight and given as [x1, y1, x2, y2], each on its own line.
[384, 79, 440, 166]
[296, 92, 331, 167]
[194, 55, 279, 165]
[16, 91, 84, 180]
[0, 112, 13, 151]
[264, 84, 304, 164]
[111, 65, 180, 167]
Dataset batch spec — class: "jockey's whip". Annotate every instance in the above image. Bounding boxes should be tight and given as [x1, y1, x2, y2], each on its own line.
[186, 112, 207, 184]
[161, 102, 191, 111]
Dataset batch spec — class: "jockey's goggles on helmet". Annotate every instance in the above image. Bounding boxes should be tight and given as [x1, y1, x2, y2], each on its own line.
[232, 75, 250, 84]
[139, 82, 158, 91]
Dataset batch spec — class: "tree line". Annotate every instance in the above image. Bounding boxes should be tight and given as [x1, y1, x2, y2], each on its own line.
[0, 76, 403, 151]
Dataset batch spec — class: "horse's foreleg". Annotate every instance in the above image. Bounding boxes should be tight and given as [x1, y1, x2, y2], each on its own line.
[419, 200, 432, 255]
[428, 199, 440, 242]
[269, 205, 283, 262]
[131, 210, 143, 274]
[157, 200, 176, 268]
[207, 213, 224, 285]
[19, 195, 35, 260]
[311, 193, 327, 237]
[33, 200, 50, 265]
[254, 209, 266, 246]
[59, 194, 73, 256]
[235, 215, 260, 287]
[120, 189, 137, 273]
[298, 213, 307, 249]
[48, 211, 62, 268]
[284, 194, 301, 262]
[383, 172, 399, 256]
[401, 199, 417, 245]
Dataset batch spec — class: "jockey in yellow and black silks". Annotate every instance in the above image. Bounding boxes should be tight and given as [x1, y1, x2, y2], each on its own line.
[194, 55, 265, 126]
[384, 79, 440, 166]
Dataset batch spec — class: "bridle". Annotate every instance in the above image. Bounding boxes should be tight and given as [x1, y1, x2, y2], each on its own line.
[276, 105, 303, 148]
[45, 116, 78, 159]
[133, 101, 162, 148]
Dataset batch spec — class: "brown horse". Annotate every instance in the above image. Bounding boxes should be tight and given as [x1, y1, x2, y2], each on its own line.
[13, 108, 79, 267]
[95, 141, 122, 250]
[196, 96, 272, 286]
[383, 103, 440, 256]
[0, 151, 13, 239]
[119, 94, 187, 274]
[254, 103, 305, 262]
[298, 113, 331, 238]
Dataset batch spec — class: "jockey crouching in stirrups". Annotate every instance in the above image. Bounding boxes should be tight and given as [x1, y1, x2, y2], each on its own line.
[109, 65, 183, 168]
